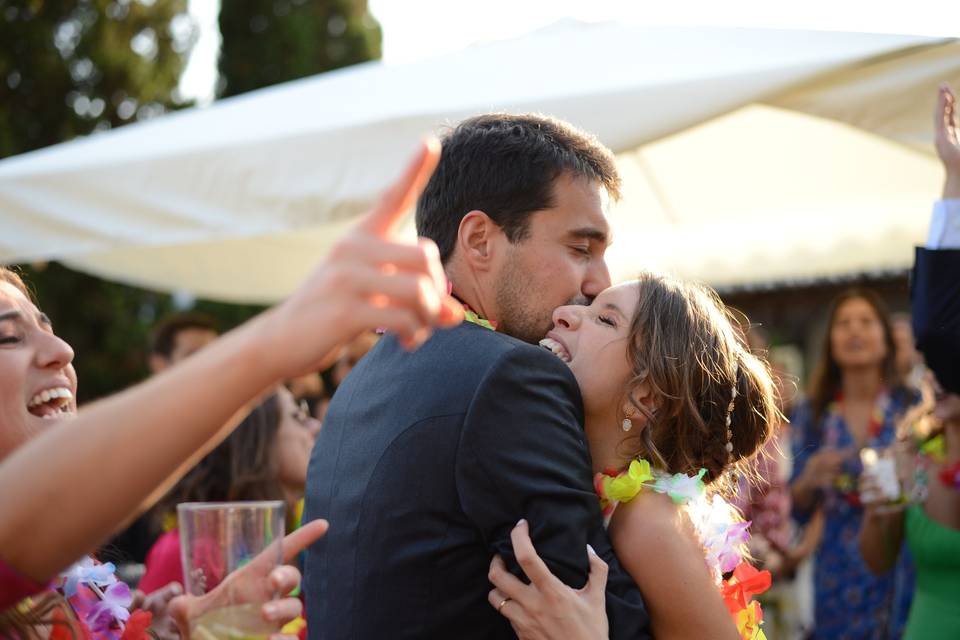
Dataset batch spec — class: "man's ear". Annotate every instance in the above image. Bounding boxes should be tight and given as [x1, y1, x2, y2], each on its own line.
[456, 210, 501, 272]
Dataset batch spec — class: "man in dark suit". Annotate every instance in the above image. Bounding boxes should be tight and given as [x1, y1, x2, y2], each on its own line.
[914, 84, 960, 395]
[303, 114, 651, 639]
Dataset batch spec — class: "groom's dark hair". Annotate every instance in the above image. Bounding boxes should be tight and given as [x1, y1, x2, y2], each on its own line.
[416, 113, 621, 263]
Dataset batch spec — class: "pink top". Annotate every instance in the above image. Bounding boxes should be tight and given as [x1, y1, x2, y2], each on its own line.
[0, 558, 47, 611]
[138, 529, 184, 594]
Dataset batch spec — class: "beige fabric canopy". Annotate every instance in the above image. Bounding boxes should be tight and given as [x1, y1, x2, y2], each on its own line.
[1, 22, 957, 302]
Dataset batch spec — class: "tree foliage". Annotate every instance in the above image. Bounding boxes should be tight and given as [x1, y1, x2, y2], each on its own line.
[0, 0, 194, 159]
[218, 0, 381, 98]
[2, 0, 196, 400]
[3, 0, 382, 401]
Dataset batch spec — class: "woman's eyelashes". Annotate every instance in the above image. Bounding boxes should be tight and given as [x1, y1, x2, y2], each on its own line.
[598, 314, 616, 328]
[0, 321, 21, 345]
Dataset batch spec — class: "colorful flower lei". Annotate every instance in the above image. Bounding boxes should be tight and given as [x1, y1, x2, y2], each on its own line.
[595, 459, 770, 640]
[49, 557, 152, 640]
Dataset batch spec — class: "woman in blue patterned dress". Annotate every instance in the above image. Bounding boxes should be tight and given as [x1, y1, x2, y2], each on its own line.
[790, 288, 920, 639]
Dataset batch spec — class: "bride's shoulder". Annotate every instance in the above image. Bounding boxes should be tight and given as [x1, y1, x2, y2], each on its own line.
[609, 490, 700, 551]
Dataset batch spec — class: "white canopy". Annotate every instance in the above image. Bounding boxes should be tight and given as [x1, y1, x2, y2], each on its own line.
[2, 22, 958, 302]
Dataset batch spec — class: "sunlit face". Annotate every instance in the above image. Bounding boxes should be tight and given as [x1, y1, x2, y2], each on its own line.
[273, 387, 321, 492]
[540, 283, 638, 420]
[0, 282, 78, 461]
[491, 174, 613, 344]
[830, 297, 888, 371]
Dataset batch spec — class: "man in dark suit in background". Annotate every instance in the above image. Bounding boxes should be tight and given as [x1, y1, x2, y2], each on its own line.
[303, 114, 651, 639]
[914, 84, 960, 395]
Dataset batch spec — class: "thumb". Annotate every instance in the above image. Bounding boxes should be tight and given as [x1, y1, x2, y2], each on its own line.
[167, 595, 193, 636]
[584, 545, 609, 597]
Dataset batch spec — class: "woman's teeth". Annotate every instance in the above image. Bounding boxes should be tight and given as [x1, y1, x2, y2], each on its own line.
[539, 338, 571, 363]
[27, 387, 75, 419]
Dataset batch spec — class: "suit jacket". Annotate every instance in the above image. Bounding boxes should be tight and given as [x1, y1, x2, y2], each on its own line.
[912, 247, 960, 394]
[303, 322, 651, 639]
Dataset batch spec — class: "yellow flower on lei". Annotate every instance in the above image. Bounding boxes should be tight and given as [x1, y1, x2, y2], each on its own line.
[736, 600, 767, 640]
[597, 459, 654, 511]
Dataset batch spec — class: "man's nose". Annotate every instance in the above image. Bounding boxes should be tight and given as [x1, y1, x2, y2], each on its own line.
[582, 258, 612, 299]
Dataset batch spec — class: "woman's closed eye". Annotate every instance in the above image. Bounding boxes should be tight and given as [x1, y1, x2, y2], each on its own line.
[597, 315, 617, 328]
[0, 320, 21, 344]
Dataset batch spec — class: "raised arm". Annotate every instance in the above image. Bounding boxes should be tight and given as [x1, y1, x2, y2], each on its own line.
[0, 140, 463, 582]
[935, 84, 960, 200]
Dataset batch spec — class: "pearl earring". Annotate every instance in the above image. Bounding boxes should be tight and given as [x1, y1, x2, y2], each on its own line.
[622, 406, 636, 432]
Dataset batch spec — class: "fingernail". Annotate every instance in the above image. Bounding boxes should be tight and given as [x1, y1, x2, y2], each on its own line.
[515, 518, 526, 528]
[263, 603, 278, 619]
[587, 544, 597, 557]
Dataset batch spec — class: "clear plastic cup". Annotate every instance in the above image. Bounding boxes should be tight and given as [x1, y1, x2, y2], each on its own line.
[178, 501, 285, 640]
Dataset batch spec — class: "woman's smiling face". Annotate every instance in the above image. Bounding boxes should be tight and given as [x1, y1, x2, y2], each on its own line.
[0, 281, 77, 461]
[541, 282, 638, 420]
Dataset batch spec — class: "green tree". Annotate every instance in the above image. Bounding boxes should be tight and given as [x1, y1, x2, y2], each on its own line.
[1, 0, 197, 400]
[218, 0, 381, 98]
[0, 0, 194, 158]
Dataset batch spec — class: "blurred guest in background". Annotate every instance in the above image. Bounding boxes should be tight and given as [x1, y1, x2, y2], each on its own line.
[108, 313, 223, 570]
[858, 83, 960, 640]
[891, 313, 927, 392]
[789, 287, 920, 639]
[139, 388, 320, 594]
[288, 371, 332, 424]
[147, 313, 219, 375]
[330, 332, 380, 389]
[731, 327, 821, 638]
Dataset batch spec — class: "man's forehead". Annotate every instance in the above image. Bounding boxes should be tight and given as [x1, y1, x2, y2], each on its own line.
[540, 177, 609, 231]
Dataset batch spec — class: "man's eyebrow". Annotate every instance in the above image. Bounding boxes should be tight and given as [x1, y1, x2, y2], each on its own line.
[566, 227, 609, 244]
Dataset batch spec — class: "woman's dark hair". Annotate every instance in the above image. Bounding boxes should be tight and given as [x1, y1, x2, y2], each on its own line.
[416, 113, 621, 263]
[154, 393, 284, 522]
[807, 288, 902, 426]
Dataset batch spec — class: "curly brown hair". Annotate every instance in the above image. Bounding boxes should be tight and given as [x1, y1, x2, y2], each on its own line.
[622, 273, 780, 486]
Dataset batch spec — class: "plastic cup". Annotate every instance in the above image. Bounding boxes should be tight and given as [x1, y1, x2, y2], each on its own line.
[178, 501, 285, 640]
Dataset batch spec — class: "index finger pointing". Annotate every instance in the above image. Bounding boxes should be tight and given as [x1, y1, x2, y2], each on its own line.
[358, 137, 441, 238]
